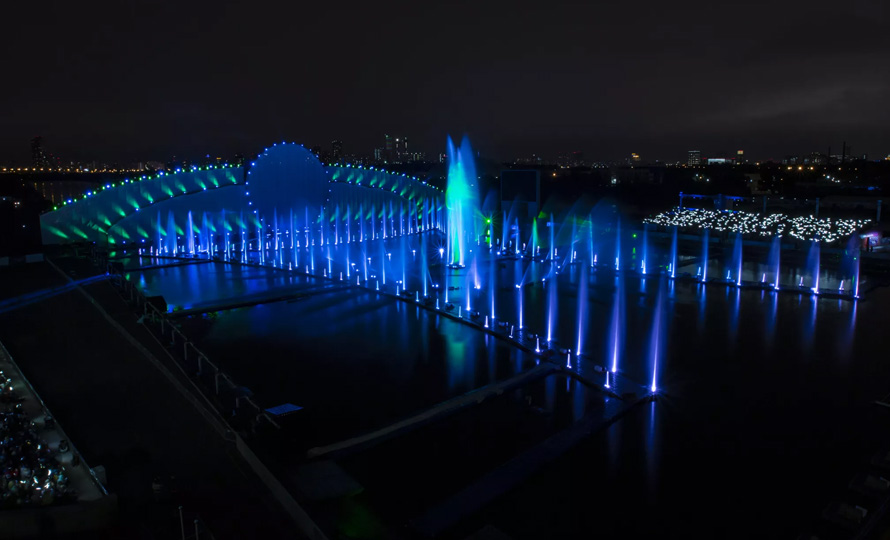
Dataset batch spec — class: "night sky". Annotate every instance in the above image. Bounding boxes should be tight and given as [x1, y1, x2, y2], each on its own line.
[3, 0, 889, 164]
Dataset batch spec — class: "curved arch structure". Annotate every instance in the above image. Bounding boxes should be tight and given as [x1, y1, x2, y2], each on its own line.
[40, 143, 444, 249]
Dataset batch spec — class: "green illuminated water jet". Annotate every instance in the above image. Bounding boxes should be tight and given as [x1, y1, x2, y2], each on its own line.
[445, 136, 478, 267]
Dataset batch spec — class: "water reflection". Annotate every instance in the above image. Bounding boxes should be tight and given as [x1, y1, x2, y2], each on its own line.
[802, 296, 818, 355]
[840, 301, 857, 363]
[765, 290, 778, 351]
[124, 243, 870, 456]
[728, 287, 741, 345]
[645, 401, 659, 503]
[572, 379, 586, 423]
[698, 284, 707, 332]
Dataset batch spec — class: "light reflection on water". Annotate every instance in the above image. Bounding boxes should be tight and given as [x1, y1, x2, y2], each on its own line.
[122, 251, 878, 537]
[123, 253, 863, 397]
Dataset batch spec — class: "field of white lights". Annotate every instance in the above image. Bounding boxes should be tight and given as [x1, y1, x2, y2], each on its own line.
[644, 208, 870, 243]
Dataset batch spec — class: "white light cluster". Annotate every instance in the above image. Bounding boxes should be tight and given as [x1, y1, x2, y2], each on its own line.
[644, 208, 870, 243]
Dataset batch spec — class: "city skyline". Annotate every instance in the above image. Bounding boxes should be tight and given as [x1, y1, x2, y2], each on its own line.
[2, 132, 886, 169]
[2, 1, 888, 165]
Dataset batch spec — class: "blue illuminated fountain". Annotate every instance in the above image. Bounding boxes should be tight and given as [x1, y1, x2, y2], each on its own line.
[806, 240, 821, 294]
[768, 236, 781, 290]
[445, 136, 478, 268]
[110, 137, 870, 412]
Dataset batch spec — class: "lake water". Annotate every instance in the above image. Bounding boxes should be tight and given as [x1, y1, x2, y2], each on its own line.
[120, 237, 888, 538]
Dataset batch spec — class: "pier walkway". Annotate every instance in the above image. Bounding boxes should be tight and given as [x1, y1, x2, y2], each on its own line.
[306, 363, 558, 460]
[167, 282, 353, 318]
[410, 381, 651, 538]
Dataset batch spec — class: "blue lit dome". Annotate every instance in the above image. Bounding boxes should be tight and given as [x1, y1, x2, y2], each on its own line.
[248, 143, 328, 226]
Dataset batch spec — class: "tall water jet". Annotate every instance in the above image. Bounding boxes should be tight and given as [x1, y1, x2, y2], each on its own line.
[846, 235, 862, 297]
[514, 218, 520, 255]
[549, 214, 556, 261]
[807, 240, 821, 294]
[334, 205, 340, 245]
[239, 211, 247, 263]
[670, 226, 678, 278]
[445, 136, 478, 267]
[165, 211, 177, 255]
[156, 211, 163, 255]
[489, 253, 497, 320]
[320, 206, 326, 246]
[614, 218, 621, 271]
[609, 274, 624, 373]
[400, 234, 408, 286]
[546, 274, 557, 343]
[380, 240, 387, 285]
[769, 235, 781, 290]
[641, 223, 649, 274]
[701, 229, 710, 282]
[501, 211, 508, 252]
[256, 220, 266, 264]
[421, 234, 429, 297]
[569, 218, 578, 263]
[200, 211, 210, 254]
[516, 283, 524, 329]
[186, 211, 195, 255]
[466, 260, 473, 312]
[733, 232, 743, 286]
[854, 249, 861, 298]
[272, 208, 279, 252]
[575, 263, 588, 356]
[649, 278, 665, 394]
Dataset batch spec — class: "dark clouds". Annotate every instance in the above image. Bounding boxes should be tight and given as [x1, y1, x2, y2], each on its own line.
[2, 0, 888, 163]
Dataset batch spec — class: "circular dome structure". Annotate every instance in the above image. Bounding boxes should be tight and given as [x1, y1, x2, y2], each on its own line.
[247, 143, 328, 227]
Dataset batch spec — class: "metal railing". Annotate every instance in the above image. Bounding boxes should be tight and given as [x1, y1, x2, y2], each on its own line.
[106, 262, 279, 431]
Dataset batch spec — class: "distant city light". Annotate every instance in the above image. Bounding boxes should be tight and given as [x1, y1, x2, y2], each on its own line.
[644, 208, 869, 243]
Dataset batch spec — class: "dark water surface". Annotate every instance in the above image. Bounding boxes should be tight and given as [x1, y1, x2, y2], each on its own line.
[126, 249, 890, 538]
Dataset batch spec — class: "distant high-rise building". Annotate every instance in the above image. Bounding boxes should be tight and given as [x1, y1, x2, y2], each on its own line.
[392, 136, 410, 163]
[630, 153, 641, 165]
[383, 134, 394, 162]
[688, 150, 702, 167]
[331, 140, 343, 162]
[736, 150, 744, 164]
[379, 134, 414, 163]
[31, 136, 49, 167]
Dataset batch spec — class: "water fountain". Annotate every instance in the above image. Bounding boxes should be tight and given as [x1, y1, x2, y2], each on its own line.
[445, 136, 478, 268]
[670, 226, 678, 278]
[575, 259, 588, 357]
[701, 228, 709, 282]
[641, 223, 648, 274]
[807, 240, 821, 294]
[768, 235, 781, 290]
[733, 232, 743, 286]
[649, 278, 665, 394]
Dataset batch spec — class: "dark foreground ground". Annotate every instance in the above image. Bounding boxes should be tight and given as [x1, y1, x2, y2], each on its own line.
[0, 254, 298, 539]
